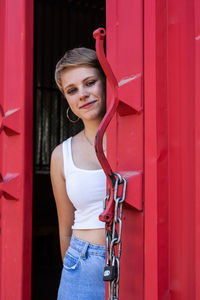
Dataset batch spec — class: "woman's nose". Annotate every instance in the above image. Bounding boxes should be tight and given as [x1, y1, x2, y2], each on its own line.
[79, 87, 89, 100]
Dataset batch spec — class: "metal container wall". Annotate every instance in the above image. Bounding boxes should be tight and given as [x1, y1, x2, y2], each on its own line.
[0, 0, 33, 299]
[107, 0, 200, 299]
[0, 0, 199, 299]
[167, 0, 200, 299]
[106, 0, 144, 299]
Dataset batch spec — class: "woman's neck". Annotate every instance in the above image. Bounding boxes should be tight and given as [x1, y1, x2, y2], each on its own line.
[83, 119, 101, 139]
[83, 119, 106, 147]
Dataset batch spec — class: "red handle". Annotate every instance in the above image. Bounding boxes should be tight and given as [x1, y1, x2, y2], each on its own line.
[93, 28, 119, 188]
[93, 28, 120, 224]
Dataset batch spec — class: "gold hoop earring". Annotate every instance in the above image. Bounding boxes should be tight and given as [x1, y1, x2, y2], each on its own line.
[66, 107, 79, 123]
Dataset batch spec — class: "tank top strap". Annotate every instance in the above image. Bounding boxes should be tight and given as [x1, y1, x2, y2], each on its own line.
[62, 137, 75, 178]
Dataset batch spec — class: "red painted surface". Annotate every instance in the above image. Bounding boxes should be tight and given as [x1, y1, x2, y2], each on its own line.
[168, 1, 197, 299]
[93, 28, 143, 226]
[145, 0, 200, 299]
[144, 1, 169, 299]
[106, 0, 144, 299]
[0, 0, 199, 299]
[107, 0, 200, 299]
[0, 0, 33, 299]
[144, 0, 159, 298]
[195, 2, 200, 299]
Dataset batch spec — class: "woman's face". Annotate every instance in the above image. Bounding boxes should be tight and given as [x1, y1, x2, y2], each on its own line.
[61, 66, 106, 123]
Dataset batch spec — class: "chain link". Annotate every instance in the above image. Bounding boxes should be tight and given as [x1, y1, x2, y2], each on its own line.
[104, 173, 127, 300]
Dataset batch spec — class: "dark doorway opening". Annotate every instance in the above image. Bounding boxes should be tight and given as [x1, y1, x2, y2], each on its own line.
[32, 1, 105, 299]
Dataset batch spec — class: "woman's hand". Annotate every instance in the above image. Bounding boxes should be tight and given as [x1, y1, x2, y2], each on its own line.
[50, 144, 75, 261]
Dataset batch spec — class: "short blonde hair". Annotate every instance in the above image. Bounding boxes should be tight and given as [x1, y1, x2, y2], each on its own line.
[55, 47, 105, 94]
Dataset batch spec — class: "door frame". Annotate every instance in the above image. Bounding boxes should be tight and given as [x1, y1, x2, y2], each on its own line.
[0, 0, 33, 299]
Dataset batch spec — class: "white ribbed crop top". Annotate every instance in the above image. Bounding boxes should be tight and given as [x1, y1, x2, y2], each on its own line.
[62, 137, 106, 229]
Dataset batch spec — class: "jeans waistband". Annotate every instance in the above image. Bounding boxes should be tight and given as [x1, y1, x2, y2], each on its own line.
[69, 235, 106, 258]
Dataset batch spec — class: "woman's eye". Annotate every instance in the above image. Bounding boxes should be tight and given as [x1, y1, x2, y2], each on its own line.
[86, 80, 96, 86]
[67, 88, 77, 94]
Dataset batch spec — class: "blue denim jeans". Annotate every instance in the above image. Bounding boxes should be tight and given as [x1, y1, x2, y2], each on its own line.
[57, 235, 106, 300]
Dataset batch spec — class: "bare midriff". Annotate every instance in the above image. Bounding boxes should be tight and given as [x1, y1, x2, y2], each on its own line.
[73, 228, 106, 245]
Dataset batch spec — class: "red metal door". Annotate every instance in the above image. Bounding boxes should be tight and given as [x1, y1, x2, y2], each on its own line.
[106, 1, 144, 299]
[144, 0, 200, 299]
[0, 0, 33, 299]
[106, 0, 200, 299]
[167, 0, 200, 298]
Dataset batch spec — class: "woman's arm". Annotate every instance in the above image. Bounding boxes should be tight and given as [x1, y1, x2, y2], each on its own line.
[50, 144, 75, 261]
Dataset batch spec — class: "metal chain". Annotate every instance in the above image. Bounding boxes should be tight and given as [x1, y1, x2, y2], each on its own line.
[104, 172, 127, 300]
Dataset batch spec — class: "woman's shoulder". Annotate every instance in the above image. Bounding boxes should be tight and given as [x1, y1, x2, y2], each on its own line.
[52, 136, 73, 158]
[50, 143, 64, 179]
[51, 131, 83, 166]
[51, 143, 63, 160]
[50, 135, 76, 174]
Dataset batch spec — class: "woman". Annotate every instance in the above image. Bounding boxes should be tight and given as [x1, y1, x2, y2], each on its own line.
[50, 47, 107, 300]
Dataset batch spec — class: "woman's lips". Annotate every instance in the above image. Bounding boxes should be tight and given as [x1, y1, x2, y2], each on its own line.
[80, 100, 97, 109]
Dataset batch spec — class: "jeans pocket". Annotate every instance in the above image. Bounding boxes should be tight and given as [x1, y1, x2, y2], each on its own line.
[63, 251, 80, 270]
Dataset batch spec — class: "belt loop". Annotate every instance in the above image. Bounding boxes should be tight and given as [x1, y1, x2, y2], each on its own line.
[81, 241, 89, 259]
